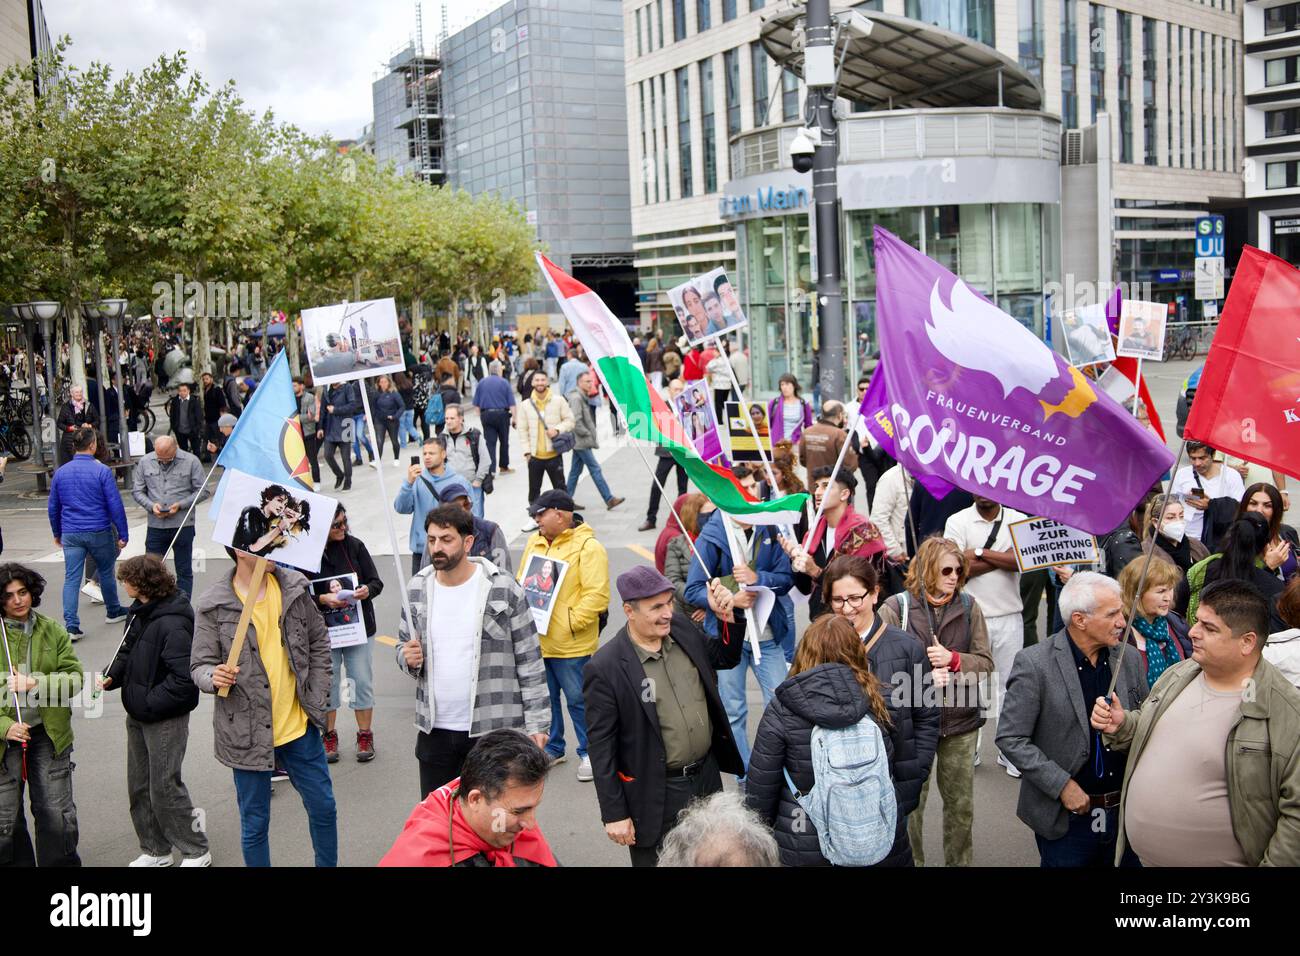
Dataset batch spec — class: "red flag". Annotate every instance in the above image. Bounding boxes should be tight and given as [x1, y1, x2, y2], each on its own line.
[1184, 245, 1300, 476]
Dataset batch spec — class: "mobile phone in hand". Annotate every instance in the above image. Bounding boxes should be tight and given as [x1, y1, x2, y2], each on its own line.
[410, 456, 420, 466]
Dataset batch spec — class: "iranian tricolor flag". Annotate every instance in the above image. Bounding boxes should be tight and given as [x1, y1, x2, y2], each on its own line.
[538, 253, 808, 525]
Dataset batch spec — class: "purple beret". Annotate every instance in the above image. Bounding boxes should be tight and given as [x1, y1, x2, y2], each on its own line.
[616, 566, 675, 604]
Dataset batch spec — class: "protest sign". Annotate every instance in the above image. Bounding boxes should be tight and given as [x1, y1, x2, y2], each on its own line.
[211, 468, 335, 573]
[1061, 304, 1116, 368]
[677, 379, 723, 462]
[668, 267, 748, 346]
[310, 573, 368, 649]
[302, 297, 404, 386]
[1116, 300, 1167, 361]
[1008, 516, 1099, 571]
[521, 554, 570, 635]
[725, 400, 772, 463]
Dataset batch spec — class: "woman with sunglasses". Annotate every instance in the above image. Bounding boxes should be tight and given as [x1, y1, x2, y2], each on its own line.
[875, 535, 993, 867]
[822, 555, 940, 865]
[309, 504, 384, 764]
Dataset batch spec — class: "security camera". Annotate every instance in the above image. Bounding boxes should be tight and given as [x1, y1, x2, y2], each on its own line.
[790, 127, 818, 174]
[839, 11, 875, 41]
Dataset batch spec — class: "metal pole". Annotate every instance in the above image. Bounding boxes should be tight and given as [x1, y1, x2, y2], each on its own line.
[23, 321, 45, 474]
[806, 0, 845, 404]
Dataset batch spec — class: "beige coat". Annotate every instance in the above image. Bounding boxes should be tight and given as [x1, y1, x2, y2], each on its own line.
[516, 389, 574, 457]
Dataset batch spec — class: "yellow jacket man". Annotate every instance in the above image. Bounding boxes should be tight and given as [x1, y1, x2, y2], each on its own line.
[518, 490, 609, 783]
[516, 371, 575, 506]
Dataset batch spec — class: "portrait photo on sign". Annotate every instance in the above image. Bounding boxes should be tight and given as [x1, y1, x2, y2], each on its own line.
[1060, 303, 1116, 368]
[668, 267, 748, 346]
[677, 380, 723, 462]
[309, 573, 367, 649]
[521, 554, 569, 634]
[302, 297, 404, 386]
[1116, 299, 1168, 361]
[211, 468, 336, 572]
[725, 400, 772, 463]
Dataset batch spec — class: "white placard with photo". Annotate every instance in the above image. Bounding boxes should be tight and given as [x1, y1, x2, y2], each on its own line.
[302, 297, 405, 386]
[1116, 299, 1168, 361]
[211, 468, 335, 572]
[668, 267, 748, 346]
[310, 572, 368, 649]
[521, 554, 570, 636]
[1060, 303, 1116, 368]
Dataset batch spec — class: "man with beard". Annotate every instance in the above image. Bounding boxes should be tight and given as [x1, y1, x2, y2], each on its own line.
[396, 504, 549, 798]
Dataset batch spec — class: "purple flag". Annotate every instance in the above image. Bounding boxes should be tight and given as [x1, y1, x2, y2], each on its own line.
[856, 368, 955, 499]
[871, 226, 1173, 534]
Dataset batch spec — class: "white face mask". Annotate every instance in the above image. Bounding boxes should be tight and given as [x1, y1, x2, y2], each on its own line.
[1160, 520, 1187, 542]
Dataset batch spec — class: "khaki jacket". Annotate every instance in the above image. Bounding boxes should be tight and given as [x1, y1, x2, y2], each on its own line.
[516, 390, 574, 457]
[1106, 656, 1300, 866]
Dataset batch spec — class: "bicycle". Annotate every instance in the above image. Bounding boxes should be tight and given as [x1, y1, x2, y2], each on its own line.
[1165, 325, 1198, 361]
[0, 420, 32, 461]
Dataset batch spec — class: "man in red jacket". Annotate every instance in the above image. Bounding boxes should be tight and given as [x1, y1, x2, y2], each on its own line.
[380, 729, 557, 867]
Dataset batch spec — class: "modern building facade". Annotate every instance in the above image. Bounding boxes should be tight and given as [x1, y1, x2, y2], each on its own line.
[1244, 0, 1300, 263]
[625, 0, 1246, 396]
[441, 0, 636, 324]
[1, 0, 53, 96]
[372, 43, 447, 185]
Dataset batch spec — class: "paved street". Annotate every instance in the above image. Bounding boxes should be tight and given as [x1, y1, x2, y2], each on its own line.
[0, 356, 1279, 866]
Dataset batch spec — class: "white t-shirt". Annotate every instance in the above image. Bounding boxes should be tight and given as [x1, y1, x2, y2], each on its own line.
[943, 504, 1027, 618]
[1170, 464, 1246, 542]
[428, 565, 483, 732]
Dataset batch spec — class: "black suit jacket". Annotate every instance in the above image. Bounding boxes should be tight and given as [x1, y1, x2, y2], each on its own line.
[583, 610, 746, 846]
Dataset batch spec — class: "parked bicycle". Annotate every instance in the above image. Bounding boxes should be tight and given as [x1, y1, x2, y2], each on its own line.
[0, 420, 32, 461]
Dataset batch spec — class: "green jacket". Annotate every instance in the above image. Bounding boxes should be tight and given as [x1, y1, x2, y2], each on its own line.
[0, 612, 85, 755]
[1106, 656, 1300, 866]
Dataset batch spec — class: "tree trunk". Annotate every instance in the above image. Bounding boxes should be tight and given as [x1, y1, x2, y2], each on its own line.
[66, 299, 86, 394]
[287, 310, 301, 378]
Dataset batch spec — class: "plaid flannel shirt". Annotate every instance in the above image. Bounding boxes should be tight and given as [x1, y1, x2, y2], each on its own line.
[396, 556, 549, 738]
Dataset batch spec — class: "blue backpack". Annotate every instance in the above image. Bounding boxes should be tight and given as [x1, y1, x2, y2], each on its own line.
[784, 716, 897, 866]
[423, 391, 445, 426]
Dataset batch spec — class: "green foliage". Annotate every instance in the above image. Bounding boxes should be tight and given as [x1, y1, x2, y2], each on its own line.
[0, 40, 539, 382]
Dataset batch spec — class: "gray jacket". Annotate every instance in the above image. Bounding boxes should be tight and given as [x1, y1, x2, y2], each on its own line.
[190, 566, 332, 771]
[995, 628, 1148, 840]
[131, 449, 208, 529]
[568, 391, 600, 450]
[396, 556, 548, 738]
[443, 427, 490, 486]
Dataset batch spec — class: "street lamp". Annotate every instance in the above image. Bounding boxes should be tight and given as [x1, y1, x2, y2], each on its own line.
[79, 302, 109, 445]
[14, 301, 60, 482]
[97, 299, 130, 468]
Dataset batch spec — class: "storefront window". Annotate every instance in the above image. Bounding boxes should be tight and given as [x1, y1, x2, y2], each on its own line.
[928, 205, 993, 294]
[787, 219, 815, 391]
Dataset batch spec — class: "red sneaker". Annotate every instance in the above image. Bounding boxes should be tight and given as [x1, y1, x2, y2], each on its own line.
[323, 730, 339, 764]
[356, 730, 376, 763]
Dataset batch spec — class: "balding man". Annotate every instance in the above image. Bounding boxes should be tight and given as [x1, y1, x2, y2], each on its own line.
[132, 434, 207, 597]
[796, 401, 858, 477]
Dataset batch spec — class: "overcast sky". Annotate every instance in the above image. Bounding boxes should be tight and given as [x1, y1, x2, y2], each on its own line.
[43, 0, 503, 140]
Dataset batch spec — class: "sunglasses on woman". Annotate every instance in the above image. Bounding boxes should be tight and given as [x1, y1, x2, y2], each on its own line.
[939, 566, 960, 576]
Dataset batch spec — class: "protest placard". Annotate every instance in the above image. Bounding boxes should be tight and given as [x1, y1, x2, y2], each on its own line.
[1008, 516, 1099, 571]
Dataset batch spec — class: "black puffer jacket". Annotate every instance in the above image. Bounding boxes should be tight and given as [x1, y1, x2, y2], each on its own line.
[745, 663, 906, 867]
[104, 591, 200, 722]
[862, 615, 939, 816]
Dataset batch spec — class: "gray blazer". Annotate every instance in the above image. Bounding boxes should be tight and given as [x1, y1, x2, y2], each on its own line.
[995, 628, 1148, 841]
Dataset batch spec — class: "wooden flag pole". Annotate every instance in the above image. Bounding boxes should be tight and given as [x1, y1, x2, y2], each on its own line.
[723, 513, 763, 664]
[219, 555, 268, 699]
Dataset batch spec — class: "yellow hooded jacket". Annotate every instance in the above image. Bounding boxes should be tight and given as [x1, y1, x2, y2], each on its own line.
[518, 520, 609, 658]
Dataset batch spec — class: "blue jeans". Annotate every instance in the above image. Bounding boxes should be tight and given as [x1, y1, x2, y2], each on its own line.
[779, 596, 796, 664]
[145, 525, 195, 598]
[232, 724, 337, 867]
[60, 528, 125, 629]
[330, 640, 375, 711]
[544, 656, 590, 760]
[351, 414, 374, 461]
[717, 636, 788, 773]
[566, 448, 613, 502]
[398, 409, 420, 445]
[1035, 807, 1141, 868]
[469, 485, 485, 519]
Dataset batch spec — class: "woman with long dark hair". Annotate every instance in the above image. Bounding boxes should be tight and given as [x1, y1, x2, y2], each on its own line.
[767, 374, 813, 445]
[745, 615, 900, 866]
[1177, 512, 1288, 631]
[1236, 482, 1298, 582]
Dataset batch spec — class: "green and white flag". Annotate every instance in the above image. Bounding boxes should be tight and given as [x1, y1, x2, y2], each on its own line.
[538, 253, 808, 526]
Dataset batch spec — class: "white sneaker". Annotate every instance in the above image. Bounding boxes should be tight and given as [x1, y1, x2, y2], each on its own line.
[129, 852, 173, 867]
[391, 459, 402, 468]
[996, 752, 1022, 778]
[368, 460, 380, 469]
[179, 852, 212, 867]
[577, 755, 593, 782]
[973, 749, 981, 767]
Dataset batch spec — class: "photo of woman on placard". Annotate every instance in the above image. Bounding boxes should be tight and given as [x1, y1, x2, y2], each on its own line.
[232, 484, 312, 557]
[523, 558, 558, 611]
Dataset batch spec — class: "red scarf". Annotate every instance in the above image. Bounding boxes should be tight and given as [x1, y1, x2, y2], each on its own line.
[379, 779, 557, 868]
[806, 506, 886, 561]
